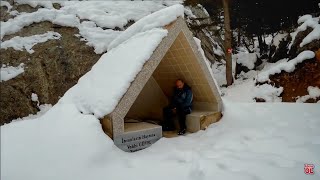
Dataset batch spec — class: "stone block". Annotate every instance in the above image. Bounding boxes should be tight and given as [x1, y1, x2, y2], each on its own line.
[186, 111, 221, 133]
[114, 122, 162, 152]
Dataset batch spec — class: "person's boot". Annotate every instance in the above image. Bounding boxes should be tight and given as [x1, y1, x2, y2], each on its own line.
[178, 128, 186, 135]
[162, 126, 170, 131]
[167, 126, 175, 131]
[162, 124, 175, 131]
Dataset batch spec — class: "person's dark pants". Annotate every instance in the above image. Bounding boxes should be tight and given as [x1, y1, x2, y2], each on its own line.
[163, 105, 190, 130]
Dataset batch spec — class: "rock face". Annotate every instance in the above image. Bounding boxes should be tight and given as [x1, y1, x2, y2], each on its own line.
[1, 0, 45, 22]
[185, 5, 224, 64]
[0, 21, 101, 124]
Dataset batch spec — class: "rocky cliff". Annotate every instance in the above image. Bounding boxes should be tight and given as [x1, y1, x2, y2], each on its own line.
[0, 21, 101, 123]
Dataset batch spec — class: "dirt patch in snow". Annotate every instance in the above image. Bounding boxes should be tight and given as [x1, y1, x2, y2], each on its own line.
[269, 57, 320, 102]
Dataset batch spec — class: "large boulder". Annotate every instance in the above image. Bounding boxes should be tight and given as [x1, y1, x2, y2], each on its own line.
[234, 53, 262, 77]
[0, 20, 100, 124]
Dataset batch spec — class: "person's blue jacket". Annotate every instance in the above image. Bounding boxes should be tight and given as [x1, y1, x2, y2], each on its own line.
[171, 84, 193, 113]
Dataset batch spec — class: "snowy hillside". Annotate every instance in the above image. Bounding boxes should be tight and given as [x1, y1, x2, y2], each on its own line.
[212, 11, 320, 103]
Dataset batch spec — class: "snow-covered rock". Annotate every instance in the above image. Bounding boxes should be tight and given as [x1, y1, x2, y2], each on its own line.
[0, 63, 24, 82]
[234, 52, 257, 70]
[288, 14, 320, 59]
[253, 84, 283, 102]
[31, 93, 38, 102]
[0, 0, 12, 12]
[185, 4, 224, 63]
[1, 31, 61, 53]
[296, 86, 320, 102]
[297, 14, 320, 47]
[257, 51, 315, 83]
[234, 52, 262, 76]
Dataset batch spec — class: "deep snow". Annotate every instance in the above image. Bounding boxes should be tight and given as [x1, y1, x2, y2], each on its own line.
[1, 101, 319, 180]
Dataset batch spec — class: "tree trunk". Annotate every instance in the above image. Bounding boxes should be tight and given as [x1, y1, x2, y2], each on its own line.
[258, 34, 266, 54]
[237, 28, 241, 46]
[222, 0, 233, 86]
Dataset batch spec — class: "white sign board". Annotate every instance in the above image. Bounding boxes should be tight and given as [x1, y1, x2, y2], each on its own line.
[114, 126, 162, 152]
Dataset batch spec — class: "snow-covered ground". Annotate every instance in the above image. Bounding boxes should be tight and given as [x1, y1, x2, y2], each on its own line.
[2, 101, 319, 180]
[2, 43, 320, 180]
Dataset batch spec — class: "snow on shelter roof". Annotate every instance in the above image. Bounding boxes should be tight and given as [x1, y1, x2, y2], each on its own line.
[59, 4, 185, 118]
[107, 4, 184, 51]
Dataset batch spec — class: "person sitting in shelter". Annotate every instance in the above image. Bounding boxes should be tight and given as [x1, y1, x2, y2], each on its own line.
[163, 79, 193, 135]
